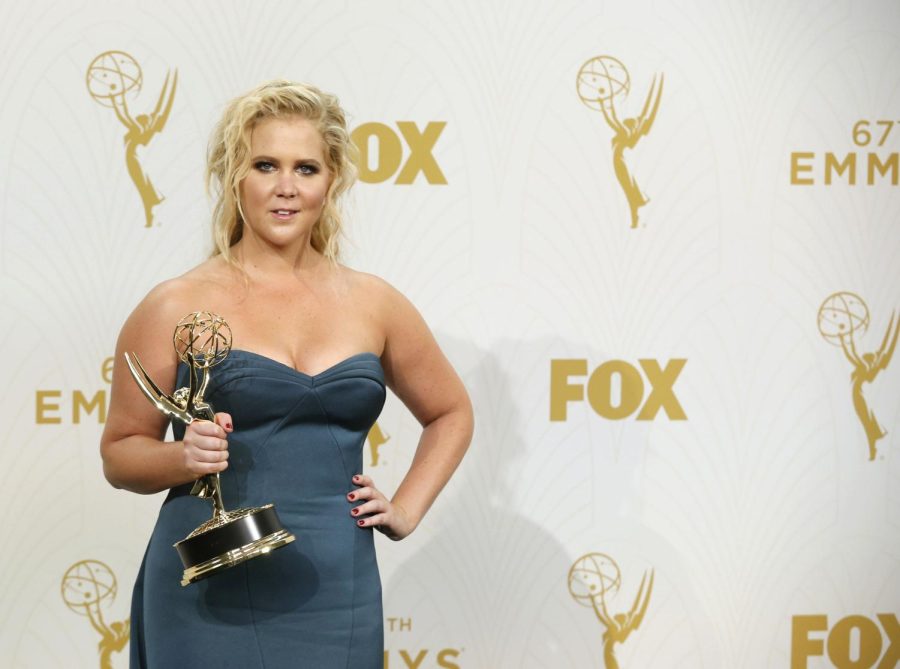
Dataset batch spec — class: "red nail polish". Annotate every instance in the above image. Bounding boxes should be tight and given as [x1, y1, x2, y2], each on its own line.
[357, 520, 365, 526]
[351, 508, 359, 515]
[348, 493, 355, 500]
[226, 423, 232, 430]
[353, 475, 360, 481]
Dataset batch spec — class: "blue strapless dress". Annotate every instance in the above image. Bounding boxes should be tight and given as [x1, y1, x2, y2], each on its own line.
[129, 351, 386, 668]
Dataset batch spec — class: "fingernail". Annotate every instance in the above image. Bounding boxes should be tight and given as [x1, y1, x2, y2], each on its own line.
[351, 508, 359, 515]
[347, 493, 356, 501]
[353, 475, 361, 481]
[226, 423, 233, 430]
[357, 520, 365, 526]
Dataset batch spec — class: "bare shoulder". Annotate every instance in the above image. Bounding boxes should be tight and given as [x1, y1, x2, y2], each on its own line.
[340, 267, 468, 426]
[137, 258, 231, 315]
[343, 265, 423, 333]
[120, 257, 232, 348]
[341, 267, 412, 314]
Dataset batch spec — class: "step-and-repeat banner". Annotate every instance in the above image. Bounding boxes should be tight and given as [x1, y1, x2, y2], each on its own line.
[1, 1, 898, 667]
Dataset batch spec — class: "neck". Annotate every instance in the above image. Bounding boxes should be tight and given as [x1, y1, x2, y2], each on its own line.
[231, 236, 328, 279]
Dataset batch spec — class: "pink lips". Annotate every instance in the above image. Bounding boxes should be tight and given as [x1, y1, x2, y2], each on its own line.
[271, 209, 298, 220]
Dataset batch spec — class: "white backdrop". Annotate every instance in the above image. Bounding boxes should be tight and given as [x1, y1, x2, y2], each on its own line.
[1, 1, 899, 667]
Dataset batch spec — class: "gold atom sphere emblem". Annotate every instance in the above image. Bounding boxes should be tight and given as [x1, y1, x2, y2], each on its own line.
[84, 50, 176, 229]
[174, 312, 233, 367]
[568, 552, 655, 668]
[818, 291, 900, 461]
[61, 559, 117, 614]
[85, 51, 143, 107]
[576, 56, 631, 111]
[817, 291, 869, 345]
[568, 552, 621, 605]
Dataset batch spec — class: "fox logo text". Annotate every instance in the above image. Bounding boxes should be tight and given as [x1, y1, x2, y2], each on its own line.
[791, 614, 899, 669]
[351, 122, 447, 184]
[550, 359, 687, 421]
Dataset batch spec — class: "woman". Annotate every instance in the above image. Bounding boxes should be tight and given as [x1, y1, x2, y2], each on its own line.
[100, 80, 473, 668]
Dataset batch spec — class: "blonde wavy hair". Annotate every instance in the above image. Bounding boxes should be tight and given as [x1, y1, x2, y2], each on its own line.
[206, 80, 357, 263]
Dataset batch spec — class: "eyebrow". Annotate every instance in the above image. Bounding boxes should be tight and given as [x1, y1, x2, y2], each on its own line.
[251, 155, 323, 165]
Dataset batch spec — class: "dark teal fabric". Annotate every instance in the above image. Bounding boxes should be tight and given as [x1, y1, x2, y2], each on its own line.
[130, 351, 386, 668]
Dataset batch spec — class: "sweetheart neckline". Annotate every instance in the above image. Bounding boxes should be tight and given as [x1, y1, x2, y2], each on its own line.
[226, 349, 382, 379]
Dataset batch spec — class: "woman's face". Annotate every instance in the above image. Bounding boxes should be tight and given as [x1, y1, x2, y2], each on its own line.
[239, 115, 332, 252]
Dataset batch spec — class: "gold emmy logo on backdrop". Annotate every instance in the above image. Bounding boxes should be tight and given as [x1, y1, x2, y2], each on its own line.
[367, 422, 390, 466]
[790, 119, 899, 186]
[86, 51, 177, 227]
[576, 56, 663, 229]
[818, 292, 900, 460]
[35, 357, 114, 425]
[383, 617, 463, 668]
[568, 553, 654, 669]
[61, 560, 130, 668]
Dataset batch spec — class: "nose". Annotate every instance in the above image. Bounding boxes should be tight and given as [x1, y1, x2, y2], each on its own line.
[274, 171, 298, 198]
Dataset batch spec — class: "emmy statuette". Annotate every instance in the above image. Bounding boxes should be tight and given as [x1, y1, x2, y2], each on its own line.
[125, 312, 295, 586]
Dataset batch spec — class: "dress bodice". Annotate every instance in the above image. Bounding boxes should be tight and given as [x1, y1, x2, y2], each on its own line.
[132, 349, 387, 668]
[171, 350, 386, 512]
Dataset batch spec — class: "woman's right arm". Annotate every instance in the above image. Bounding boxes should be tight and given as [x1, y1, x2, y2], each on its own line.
[100, 282, 231, 494]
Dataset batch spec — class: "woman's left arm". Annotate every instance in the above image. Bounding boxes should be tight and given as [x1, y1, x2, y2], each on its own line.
[349, 280, 473, 540]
